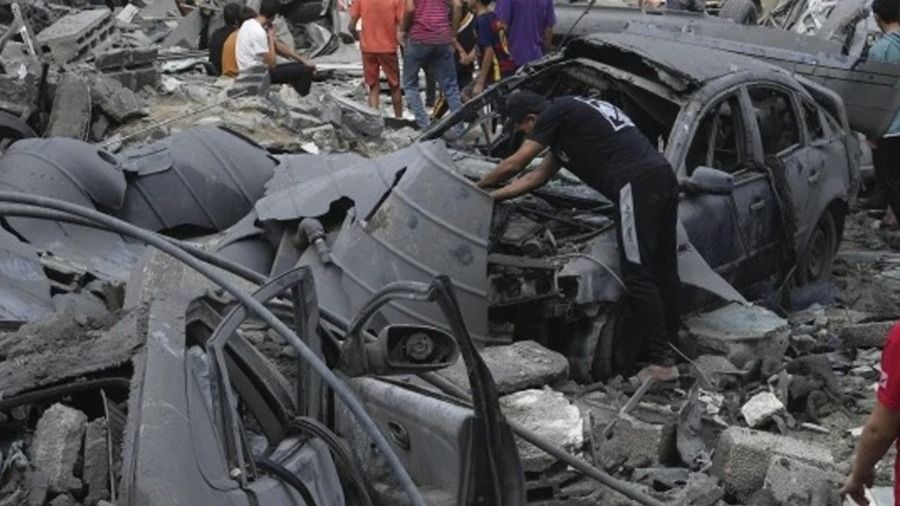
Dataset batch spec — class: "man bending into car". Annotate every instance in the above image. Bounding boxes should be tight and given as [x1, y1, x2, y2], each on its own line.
[477, 91, 680, 382]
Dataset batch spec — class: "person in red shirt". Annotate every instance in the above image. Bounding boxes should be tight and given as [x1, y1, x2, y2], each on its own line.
[348, 0, 405, 118]
[843, 323, 900, 505]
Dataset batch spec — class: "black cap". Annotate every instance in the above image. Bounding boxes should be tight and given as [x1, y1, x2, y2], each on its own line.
[505, 90, 546, 125]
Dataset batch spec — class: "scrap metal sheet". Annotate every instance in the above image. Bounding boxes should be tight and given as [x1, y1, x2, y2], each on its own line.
[0, 227, 53, 321]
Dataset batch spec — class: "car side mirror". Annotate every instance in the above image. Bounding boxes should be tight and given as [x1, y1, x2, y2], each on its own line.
[338, 324, 460, 377]
[680, 166, 735, 195]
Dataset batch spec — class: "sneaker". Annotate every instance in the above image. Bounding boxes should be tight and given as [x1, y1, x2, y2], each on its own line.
[636, 364, 680, 382]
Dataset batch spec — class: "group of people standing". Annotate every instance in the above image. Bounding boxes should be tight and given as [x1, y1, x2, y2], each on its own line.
[348, 0, 556, 127]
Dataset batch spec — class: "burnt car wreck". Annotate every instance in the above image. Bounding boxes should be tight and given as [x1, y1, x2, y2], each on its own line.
[0, 14, 895, 506]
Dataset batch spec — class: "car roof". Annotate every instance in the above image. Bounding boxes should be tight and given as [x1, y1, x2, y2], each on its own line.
[567, 31, 793, 90]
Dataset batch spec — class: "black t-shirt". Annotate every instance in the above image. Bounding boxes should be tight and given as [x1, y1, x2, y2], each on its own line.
[208, 25, 237, 75]
[529, 96, 668, 201]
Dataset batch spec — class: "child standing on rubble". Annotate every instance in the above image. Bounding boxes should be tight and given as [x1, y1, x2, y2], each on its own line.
[348, 0, 405, 118]
[867, 0, 900, 232]
[469, 0, 516, 97]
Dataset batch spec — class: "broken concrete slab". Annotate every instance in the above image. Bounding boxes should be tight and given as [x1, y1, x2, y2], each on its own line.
[48, 494, 76, 506]
[89, 75, 146, 124]
[46, 74, 91, 140]
[595, 412, 678, 470]
[31, 403, 87, 493]
[763, 455, 840, 504]
[684, 303, 790, 367]
[439, 340, 569, 394]
[83, 418, 110, 505]
[838, 320, 894, 348]
[36, 9, 115, 64]
[500, 388, 584, 473]
[689, 354, 741, 389]
[323, 92, 385, 138]
[741, 391, 785, 428]
[712, 426, 834, 499]
[25, 471, 49, 506]
[161, 8, 202, 48]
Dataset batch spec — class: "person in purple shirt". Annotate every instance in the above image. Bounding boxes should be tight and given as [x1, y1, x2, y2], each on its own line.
[494, 0, 555, 66]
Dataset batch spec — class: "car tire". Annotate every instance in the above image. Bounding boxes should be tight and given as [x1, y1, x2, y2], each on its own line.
[719, 0, 758, 24]
[796, 210, 838, 286]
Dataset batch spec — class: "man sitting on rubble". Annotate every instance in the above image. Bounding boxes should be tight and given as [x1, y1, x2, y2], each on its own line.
[235, 0, 317, 96]
[208, 3, 243, 76]
[477, 91, 680, 382]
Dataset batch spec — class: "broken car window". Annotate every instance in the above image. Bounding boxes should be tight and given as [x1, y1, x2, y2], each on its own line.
[748, 87, 801, 155]
[801, 100, 826, 141]
[685, 96, 744, 175]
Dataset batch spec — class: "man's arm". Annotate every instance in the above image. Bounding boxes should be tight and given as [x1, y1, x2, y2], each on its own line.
[274, 40, 316, 68]
[473, 47, 495, 95]
[263, 26, 278, 68]
[402, 0, 415, 34]
[450, 0, 463, 53]
[490, 153, 561, 201]
[842, 401, 900, 505]
[477, 139, 546, 189]
[348, 13, 360, 39]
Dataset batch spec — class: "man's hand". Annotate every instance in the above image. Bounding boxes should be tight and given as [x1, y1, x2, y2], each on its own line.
[472, 82, 484, 96]
[841, 468, 874, 505]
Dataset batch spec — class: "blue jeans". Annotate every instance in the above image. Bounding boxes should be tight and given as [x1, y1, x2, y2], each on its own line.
[402, 40, 463, 129]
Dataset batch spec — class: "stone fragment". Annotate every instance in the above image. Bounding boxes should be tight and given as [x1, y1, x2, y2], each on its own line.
[94, 47, 158, 71]
[839, 321, 894, 348]
[666, 472, 724, 506]
[302, 124, 340, 153]
[89, 75, 145, 124]
[48, 494, 76, 506]
[712, 427, 834, 500]
[689, 354, 741, 389]
[83, 419, 110, 505]
[228, 66, 270, 98]
[789, 333, 817, 354]
[500, 388, 584, 473]
[280, 111, 322, 132]
[763, 455, 840, 504]
[46, 74, 92, 140]
[25, 471, 49, 506]
[439, 340, 569, 394]
[31, 403, 87, 493]
[685, 303, 790, 367]
[323, 92, 384, 138]
[103, 68, 160, 91]
[741, 392, 785, 428]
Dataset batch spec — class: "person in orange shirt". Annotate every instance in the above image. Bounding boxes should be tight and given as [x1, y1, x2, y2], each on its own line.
[221, 7, 257, 78]
[348, 0, 404, 118]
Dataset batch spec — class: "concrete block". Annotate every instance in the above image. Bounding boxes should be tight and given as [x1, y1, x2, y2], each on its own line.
[500, 388, 584, 473]
[83, 419, 110, 505]
[94, 47, 158, 71]
[712, 427, 834, 500]
[324, 92, 385, 138]
[89, 75, 145, 123]
[25, 471, 49, 506]
[280, 111, 323, 132]
[595, 413, 678, 470]
[46, 74, 91, 140]
[37, 9, 115, 64]
[685, 303, 790, 367]
[48, 495, 76, 506]
[104, 67, 160, 91]
[763, 455, 840, 505]
[740, 392, 785, 428]
[229, 66, 271, 98]
[439, 340, 569, 395]
[31, 403, 87, 493]
[838, 321, 895, 348]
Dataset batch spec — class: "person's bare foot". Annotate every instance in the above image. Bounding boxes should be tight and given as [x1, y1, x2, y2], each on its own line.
[636, 364, 679, 382]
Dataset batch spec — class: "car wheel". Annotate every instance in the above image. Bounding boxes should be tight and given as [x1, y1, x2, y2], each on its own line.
[796, 210, 838, 286]
[719, 0, 758, 24]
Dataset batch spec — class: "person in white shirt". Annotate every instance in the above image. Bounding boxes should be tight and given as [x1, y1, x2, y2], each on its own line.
[235, 0, 317, 95]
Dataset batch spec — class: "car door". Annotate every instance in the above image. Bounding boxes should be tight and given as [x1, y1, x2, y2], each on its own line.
[728, 85, 793, 287]
[678, 91, 750, 279]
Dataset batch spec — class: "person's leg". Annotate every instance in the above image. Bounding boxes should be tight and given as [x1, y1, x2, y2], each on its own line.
[269, 62, 314, 96]
[433, 44, 463, 116]
[615, 169, 679, 380]
[424, 67, 436, 108]
[402, 41, 430, 128]
[874, 137, 900, 228]
[381, 53, 403, 118]
[362, 52, 381, 110]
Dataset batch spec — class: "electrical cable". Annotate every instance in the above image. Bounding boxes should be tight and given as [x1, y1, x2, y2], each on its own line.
[254, 456, 318, 506]
[0, 192, 426, 506]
